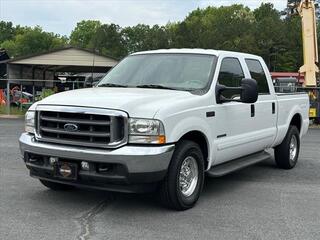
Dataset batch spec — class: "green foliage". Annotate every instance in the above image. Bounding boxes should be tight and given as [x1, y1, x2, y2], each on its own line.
[70, 21, 126, 58]
[38, 89, 55, 101]
[122, 24, 169, 53]
[91, 23, 127, 58]
[70, 20, 101, 48]
[252, 3, 286, 69]
[0, 21, 15, 44]
[0, 3, 316, 72]
[164, 3, 304, 71]
[1, 26, 67, 57]
[0, 105, 26, 115]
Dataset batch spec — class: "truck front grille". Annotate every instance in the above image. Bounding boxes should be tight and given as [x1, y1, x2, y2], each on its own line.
[36, 106, 127, 149]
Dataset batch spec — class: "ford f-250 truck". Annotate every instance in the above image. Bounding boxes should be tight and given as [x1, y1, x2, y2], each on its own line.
[19, 49, 309, 210]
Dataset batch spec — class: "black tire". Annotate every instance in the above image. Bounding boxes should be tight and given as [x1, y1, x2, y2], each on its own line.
[39, 179, 75, 191]
[159, 140, 204, 210]
[274, 125, 300, 169]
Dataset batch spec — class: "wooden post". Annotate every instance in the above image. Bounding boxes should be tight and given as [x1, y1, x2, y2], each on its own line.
[32, 66, 35, 102]
[6, 79, 10, 115]
[6, 64, 10, 115]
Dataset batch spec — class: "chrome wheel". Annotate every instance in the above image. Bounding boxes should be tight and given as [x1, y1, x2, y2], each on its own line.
[179, 156, 198, 197]
[289, 135, 298, 162]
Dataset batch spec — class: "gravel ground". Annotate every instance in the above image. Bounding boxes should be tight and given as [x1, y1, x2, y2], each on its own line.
[1, 119, 320, 240]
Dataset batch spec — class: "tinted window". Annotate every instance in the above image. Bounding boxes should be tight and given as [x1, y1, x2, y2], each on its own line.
[245, 59, 270, 94]
[217, 58, 245, 98]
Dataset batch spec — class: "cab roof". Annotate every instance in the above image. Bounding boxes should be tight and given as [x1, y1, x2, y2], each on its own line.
[132, 48, 259, 59]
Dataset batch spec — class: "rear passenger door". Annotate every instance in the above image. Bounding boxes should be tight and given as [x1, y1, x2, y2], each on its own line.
[213, 56, 277, 165]
[244, 58, 277, 148]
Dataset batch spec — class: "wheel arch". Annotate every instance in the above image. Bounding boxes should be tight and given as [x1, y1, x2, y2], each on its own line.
[178, 130, 210, 170]
[273, 101, 307, 147]
[290, 113, 302, 133]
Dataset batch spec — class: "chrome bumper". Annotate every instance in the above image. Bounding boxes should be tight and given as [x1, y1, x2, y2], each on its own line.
[19, 133, 174, 174]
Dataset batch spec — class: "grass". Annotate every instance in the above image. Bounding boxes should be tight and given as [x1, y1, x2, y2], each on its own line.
[0, 105, 27, 116]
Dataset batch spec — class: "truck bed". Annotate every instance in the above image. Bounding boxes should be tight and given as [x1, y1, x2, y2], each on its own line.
[273, 92, 309, 147]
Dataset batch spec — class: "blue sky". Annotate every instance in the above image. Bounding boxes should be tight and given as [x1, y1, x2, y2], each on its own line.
[0, 0, 287, 36]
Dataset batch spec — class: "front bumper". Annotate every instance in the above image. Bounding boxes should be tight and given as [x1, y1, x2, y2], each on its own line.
[19, 133, 175, 193]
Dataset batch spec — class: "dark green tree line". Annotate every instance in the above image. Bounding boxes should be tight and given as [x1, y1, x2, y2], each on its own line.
[0, 24, 67, 57]
[0, 3, 318, 72]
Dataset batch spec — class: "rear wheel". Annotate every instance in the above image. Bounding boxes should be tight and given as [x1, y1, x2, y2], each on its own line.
[274, 125, 300, 169]
[159, 140, 204, 210]
[39, 180, 75, 191]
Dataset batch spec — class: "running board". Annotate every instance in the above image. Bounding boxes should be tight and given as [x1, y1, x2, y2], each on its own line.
[207, 151, 271, 178]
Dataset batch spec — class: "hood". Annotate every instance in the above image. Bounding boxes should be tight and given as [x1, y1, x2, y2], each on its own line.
[37, 87, 195, 118]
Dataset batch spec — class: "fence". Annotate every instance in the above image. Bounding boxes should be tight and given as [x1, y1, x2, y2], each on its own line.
[1, 79, 320, 122]
[297, 87, 320, 122]
[0, 78, 90, 115]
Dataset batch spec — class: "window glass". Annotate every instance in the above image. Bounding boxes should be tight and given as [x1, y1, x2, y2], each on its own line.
[98, 54, 216, 91]
[245, 59, 270, 94]
[217, 58, 245, 98]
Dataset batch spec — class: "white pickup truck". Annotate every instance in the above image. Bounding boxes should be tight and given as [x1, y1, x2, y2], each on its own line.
[19, 49, 309, 210]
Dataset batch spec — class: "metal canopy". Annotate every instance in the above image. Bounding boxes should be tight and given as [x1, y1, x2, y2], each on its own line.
[2, 47, 118, 67]
[3, 47, 119, 79]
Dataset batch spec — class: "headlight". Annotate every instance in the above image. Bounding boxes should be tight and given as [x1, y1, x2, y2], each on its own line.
[25, 111, 35, 134]
[129, 118, 166, 144]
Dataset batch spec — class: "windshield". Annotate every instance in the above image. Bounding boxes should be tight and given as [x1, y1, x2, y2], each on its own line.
[97, 54, 216, 91]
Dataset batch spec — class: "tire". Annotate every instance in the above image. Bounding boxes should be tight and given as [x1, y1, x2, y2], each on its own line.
[39, 179, 75, 191]
[159, 140, 204, 210]
[274, 125, 300, 169]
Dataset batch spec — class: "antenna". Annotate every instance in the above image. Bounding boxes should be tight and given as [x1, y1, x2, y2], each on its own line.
[91, 48, 96, 86]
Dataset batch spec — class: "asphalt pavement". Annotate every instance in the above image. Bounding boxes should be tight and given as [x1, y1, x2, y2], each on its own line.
[1, 119, 320, 240]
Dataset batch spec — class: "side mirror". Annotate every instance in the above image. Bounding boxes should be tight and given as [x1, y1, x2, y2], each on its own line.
[240, 78, 258, 103]
[216, 78, 258, 104]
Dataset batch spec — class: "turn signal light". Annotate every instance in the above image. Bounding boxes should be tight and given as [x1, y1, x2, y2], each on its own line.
[158, 135, 166, 144]
[129, 135, 166, 144]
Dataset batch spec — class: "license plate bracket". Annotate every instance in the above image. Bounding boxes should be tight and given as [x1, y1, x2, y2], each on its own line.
[54, 162, 78, 180]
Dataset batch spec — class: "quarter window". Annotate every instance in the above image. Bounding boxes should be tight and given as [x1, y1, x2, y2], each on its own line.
[217, 58, 245, 98]
[245, 59, 270, 94]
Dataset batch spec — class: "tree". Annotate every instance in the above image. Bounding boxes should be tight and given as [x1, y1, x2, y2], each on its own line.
[122, 24, 169, 53]
[1, 26, 67, 57]
[0, 21, 15, 44]
[252, 3, 286, 69]
[168, 5, 256, 51]
[91, 23, 127, 59]
[280, 16, 303, 71]
[70, 20, 101, 48]
[0, 3, 313, 72]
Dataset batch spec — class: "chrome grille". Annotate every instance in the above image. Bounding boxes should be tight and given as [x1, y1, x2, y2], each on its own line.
[35, 106, 127, 149]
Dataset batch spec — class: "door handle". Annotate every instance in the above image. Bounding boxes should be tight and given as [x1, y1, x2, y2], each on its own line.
[251, 104, 255, 117]
[272, 102, 276, 114]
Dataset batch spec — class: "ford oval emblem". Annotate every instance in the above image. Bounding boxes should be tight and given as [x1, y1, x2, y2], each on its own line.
[64, 123, 79, 132]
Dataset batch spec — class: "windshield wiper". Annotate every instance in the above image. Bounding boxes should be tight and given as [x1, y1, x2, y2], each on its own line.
[98, 83, 128, 88]
[135, 84, 177, 90]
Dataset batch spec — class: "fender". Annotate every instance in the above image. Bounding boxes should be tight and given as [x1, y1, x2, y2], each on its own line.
[164, 115, 214, 170]
[273, 104, 304, 147]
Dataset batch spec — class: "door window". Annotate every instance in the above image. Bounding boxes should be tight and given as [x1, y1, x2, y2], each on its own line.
[217, 58, 245, 98]
[245, 59, 270, 94]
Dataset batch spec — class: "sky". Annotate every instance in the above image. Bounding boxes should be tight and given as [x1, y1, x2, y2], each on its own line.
[0, 0, 287, 36]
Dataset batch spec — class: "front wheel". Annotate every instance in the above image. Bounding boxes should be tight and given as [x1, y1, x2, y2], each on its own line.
[159, 140, 204, 210]
[274, 125, 300, 169]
